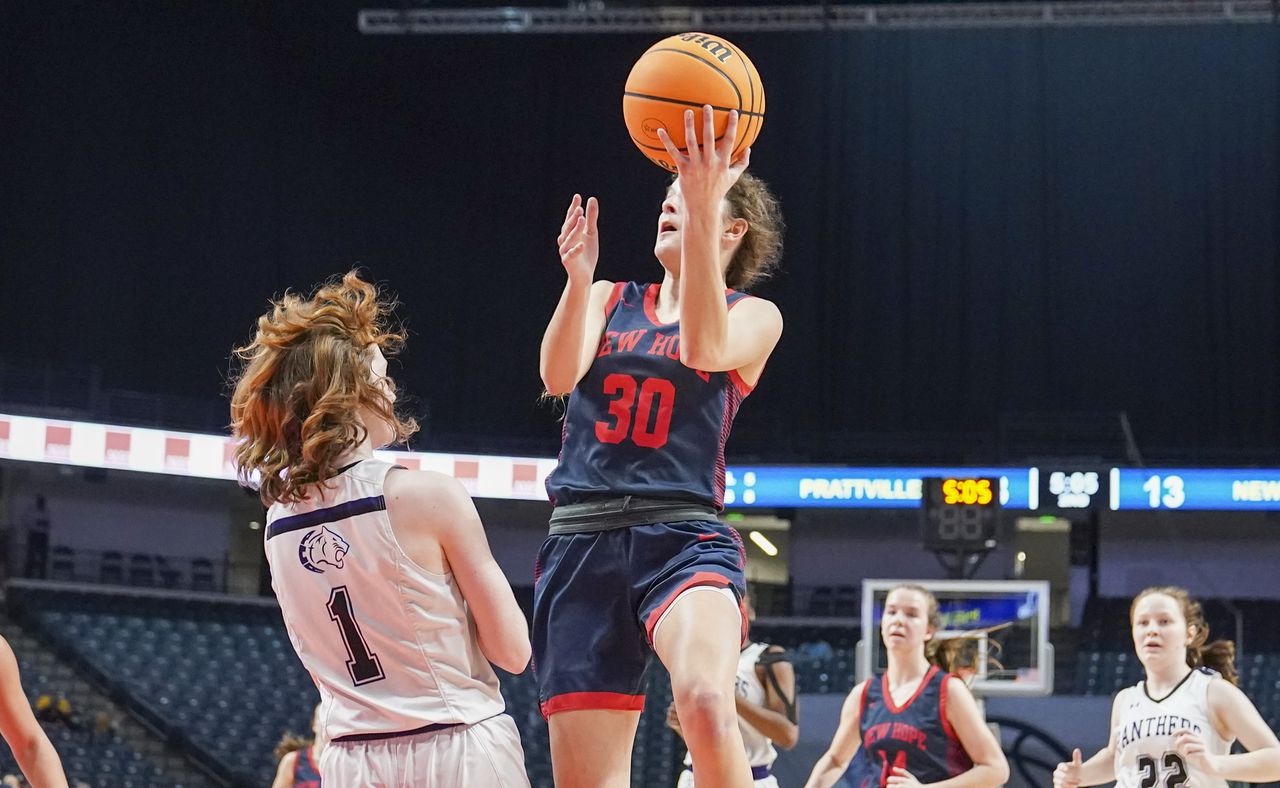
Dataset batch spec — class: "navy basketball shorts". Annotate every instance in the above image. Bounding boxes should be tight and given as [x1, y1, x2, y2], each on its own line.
[531, 519, 747, 718]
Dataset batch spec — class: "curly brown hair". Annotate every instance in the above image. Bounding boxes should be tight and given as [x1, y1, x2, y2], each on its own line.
[724, 172, 784, 291]
[229, 270, 418, 506]
[1131, 586, 1239, 685]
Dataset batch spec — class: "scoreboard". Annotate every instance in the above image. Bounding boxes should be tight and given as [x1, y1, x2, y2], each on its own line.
[1108, 468, 1280, 511]
[3, 412, 1279, 511]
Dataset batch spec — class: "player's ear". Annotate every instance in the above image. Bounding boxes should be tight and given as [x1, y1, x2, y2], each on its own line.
[722, 217, 748, 241]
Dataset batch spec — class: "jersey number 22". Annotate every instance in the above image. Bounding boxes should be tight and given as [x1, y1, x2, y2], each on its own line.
[1138, 753, 1188, 788]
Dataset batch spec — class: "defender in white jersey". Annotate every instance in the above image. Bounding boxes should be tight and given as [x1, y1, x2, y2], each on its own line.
[668, 592, 799, 788]
[231, 272, 532, 787]
[1055, 586, 1280, 788]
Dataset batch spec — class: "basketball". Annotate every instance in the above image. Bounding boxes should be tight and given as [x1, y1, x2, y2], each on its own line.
[623, 32, 765, 172]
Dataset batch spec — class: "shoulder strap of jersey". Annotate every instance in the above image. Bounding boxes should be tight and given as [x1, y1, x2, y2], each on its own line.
[605, 281, 628, 316]
[297, 745, 315, 774]
[864, 672, 883, 704]
[859, 675, 876, 734]
[937, 672, 958, 740]
[756, 644, 797, 723]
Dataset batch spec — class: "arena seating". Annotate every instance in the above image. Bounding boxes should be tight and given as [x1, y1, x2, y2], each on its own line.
[8, 584, 682, 788]
[0, 726, 174, 788]
[0, 624, 182, 787]
[13, 590, 309, 785]
[12, 582, 1280, 785]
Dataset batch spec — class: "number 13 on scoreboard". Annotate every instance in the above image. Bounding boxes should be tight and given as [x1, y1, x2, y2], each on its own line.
[1111, 469, 1188, 510]
[1142, 474, 1185, 509]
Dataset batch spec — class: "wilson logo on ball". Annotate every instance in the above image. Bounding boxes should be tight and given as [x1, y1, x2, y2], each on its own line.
[641, 119, 665, 139]
[678, 33, 734, 63]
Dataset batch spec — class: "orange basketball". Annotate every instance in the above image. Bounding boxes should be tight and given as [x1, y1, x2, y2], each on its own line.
[623, 32, 765, 172]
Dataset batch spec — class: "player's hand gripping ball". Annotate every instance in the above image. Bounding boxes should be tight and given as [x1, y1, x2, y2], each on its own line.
[623, 32, 764, 172]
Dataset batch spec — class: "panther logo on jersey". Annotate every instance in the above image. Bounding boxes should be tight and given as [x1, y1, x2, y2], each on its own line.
[298, 526, 350, 573]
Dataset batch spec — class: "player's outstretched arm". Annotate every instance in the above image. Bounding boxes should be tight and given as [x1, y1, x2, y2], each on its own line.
[917, 677, 1008, 788]
[387, 471, 531, 673]
[803, 681, 867, 788]
[1175, 679, 1280, 783]
[1054, 692, 1122, 788]
[540, 194, 615, 395]
[0, 638, 67, 788]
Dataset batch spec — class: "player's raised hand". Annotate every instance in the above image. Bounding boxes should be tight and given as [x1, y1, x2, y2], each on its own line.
[655, 106, 750, 205]
[557, 194, 599, 284]
[1054, 748, 1083, 788]
[886, 767, 922, 787]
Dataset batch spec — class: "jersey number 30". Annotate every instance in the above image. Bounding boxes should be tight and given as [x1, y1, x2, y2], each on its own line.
[1138, 753, 1188, 788]
[327, 586, 386, 686]
[595, 374, 675, 449]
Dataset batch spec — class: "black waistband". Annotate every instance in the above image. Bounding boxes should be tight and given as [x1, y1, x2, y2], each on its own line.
[331, 720, 463, 744]
[549, 496, 718, 535]
[684, 765, 772, 780]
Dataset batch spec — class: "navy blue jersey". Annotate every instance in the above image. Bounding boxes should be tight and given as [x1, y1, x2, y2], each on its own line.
[292, 745, 321, 787]
[545, 281, 755, 509]
[849, 666, 973, 788]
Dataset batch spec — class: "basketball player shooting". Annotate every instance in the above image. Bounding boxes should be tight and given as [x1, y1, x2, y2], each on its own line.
[534, 106, 784, 788]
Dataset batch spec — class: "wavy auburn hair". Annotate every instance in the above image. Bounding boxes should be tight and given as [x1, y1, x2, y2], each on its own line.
[229, 271, 418, 506]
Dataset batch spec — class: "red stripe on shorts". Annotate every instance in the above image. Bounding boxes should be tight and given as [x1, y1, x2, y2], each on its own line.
[643, 571, 733, 645]
[540, 691, 646, 719]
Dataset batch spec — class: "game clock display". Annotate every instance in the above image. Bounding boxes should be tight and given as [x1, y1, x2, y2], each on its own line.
[920, 477, 1001, 551]
[1030, 469, 1108, 511]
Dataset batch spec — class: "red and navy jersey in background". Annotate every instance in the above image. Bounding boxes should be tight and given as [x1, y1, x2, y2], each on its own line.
[545, 281, 755, 510]
[292, 745, 321, 787]
[849, 666, 973, 788]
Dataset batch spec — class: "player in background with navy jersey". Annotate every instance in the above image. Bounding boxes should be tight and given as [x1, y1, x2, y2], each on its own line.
[804, 585, 1008, 788]
[271, 705, 324, 788]
[1054, 586, 1280, 788]
[536, 107, 784, 788]
[231, 272, 531, 787]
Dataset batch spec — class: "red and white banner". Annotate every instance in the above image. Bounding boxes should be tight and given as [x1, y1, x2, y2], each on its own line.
[0, 413, 555, 502]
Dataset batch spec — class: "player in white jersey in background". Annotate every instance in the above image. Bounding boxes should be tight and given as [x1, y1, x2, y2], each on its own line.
[667, 591, 799, 787]
[1055, 585, 1280, 788]
[230, 271, 532, 787]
